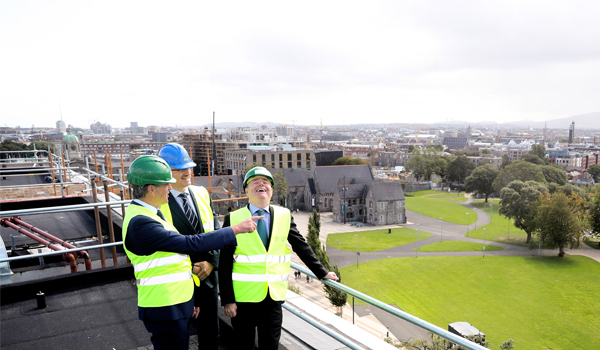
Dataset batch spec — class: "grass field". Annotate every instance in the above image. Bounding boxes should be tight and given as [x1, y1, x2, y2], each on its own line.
[405, 197, 477, 224]
[467, 199, 529, 246]
[416, 241, 503, 252]
[326, 228, 432, 252]
[340, 255, 600, 350]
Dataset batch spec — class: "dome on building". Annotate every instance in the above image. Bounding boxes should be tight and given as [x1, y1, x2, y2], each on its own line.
[63, 129, 79, 142]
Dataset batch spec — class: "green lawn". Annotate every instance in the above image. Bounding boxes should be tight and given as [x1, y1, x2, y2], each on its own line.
[406, 197, 477, 225]
[416, 241, 503, 252]
[467, 199, 529, 246]
[340, 255, 600, 350]
[326, 228, 432, 252]
[411, 190, 465, 198]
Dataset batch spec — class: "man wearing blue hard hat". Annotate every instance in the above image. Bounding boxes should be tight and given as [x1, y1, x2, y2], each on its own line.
[124, 155, 262, 350]
[157, 143, 224, 350]
[219, 166, 339, 350]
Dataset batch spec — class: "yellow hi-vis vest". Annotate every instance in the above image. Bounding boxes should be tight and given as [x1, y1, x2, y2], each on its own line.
[123, 204, 199, 308]
[230, 205, 292, 302]
[160, 186, 215, 233]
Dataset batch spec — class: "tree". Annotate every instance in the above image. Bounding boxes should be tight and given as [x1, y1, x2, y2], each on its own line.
[540, 165, 567, 185]
[273, 170, 288, 206]
[407, 145, 415, 153]
[520, 153, 545, 165]
[500, 153, 511, 169]
[534, 192, 583, 257]
[431, 155, 453, 182]
[465, 164, 499, 203]
[332, 157, 366, 165]
[306, 210, 347, 311]
[0, 140, 28, 158]
[481, 148, 492, 155]
[492, 160, 546, 193]
[433, 144, 444, 152]
[499, 180, 548, 243]
[499, 339, 515, 350]
[28, 141, 56, 154]
[529, 143, 547, 160]
[447, 155, 475, 183]
[586, 164, 600, 182]
[590, 188, 600, 235]
[405, 154, 430, 181]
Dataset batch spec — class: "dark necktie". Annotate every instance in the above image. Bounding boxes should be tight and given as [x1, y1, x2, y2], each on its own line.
[179, 192, 200, 233]
[156, 209, 166, 221]
[256, 209, 268, 248]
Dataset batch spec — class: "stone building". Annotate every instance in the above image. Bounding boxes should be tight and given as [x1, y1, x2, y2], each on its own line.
[61, 129, 81, 160]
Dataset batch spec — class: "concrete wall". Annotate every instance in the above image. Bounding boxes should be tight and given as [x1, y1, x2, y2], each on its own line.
[0, 183, 87, 201]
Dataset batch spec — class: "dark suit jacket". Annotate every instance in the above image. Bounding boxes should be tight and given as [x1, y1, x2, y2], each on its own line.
[166, 190, 220, 290]
[218, 205, 329, 306]
[124, 202, 236, 321]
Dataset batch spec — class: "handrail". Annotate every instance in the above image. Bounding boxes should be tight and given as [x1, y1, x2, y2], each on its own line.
[0, 200, 132, 217]
[293, 263, 489, 350]
[281, 303, 363, 349]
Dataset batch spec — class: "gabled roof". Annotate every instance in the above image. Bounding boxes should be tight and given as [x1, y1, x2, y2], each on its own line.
[192, 175, 244, 191]
[315, 165, 373, 194]
[336, 183, 368, 198]
[281, 168, 310, 187]
[368, 182, 405, 201]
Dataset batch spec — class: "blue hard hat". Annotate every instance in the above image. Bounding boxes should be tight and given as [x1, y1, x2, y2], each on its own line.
[158, 143, 197, 169]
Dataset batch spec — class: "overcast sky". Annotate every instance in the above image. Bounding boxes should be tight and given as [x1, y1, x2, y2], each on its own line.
[1, 0, 599, 129]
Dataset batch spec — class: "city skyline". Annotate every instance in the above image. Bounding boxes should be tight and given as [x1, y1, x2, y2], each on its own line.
[2, 1, 600, 128]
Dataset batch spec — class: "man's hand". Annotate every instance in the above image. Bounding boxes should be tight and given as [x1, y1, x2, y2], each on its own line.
[192, 261, 214, 281]
[224, 303, 237, 318]
[192, 306, 200, 319]
[231, 216, 264, 235]
[322, 271, 339, 282]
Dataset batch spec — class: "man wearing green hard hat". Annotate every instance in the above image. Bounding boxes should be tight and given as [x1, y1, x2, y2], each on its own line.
[219, 166, 339, 350]
[123, 155, 263, 350]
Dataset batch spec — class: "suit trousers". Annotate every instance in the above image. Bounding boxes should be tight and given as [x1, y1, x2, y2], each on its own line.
[143, 317, 191, 350]
[195, 282, 220, 350]
[230, 295, 283, 350]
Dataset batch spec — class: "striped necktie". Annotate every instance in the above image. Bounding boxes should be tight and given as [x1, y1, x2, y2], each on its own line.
[179, 192, 200, 233]
[256, 209, 268, 248]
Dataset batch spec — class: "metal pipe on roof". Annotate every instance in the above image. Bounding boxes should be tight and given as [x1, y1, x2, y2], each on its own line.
[0, 242, 122, 263]
[0, 218, 78, 272]
[9, 217, 93, 271]
[103, 180, 118, 266]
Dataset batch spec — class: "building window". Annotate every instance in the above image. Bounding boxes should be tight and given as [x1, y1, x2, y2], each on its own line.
[297, 153, 301, 160]
[280, 162, 283, 168]
[369, 202, 373, 208]
[262, 154, 266, 162]
[379, 215, 384, 223]
[271, 154, 275, 161]
[297, 161, 302, 168]
[306, 153, 310, 160]
[306, 161, 310, 169]
[287, 154, 292, 161]
[288, 161, 292, 168]
[279, 154, 283, 161]
[380, 202, 385, 209]
[253, 155, 256, 163]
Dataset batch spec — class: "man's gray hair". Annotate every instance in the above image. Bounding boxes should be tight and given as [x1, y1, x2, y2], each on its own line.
[131, 184, 151, 199]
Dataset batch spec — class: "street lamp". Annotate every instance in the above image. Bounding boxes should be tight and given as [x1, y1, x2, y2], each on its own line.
[440, 217, 443, 242]
[507, 219, 510, 243]
[355, 234, 359, 268]
[489, 203, 493, 220]
[466, 213, 470, 237]
[483, 228, 486, 258]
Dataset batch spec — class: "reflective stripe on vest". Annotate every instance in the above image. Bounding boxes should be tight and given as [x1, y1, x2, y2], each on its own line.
[234, 254, 291, 264]
[231, 273, 289, 283]
[133, 254, 189, 274]
[138, 271, 193, 286]
[160, 185, 214, 232]
[122, 204, 196, 308]
[230, 205, 291, 302]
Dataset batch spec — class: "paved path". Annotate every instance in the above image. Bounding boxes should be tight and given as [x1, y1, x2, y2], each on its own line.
[287, 198, 600, 343]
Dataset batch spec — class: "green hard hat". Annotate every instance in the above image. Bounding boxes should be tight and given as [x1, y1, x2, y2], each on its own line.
[127, 155, 177, 186]
[243, 166, 274, 189]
